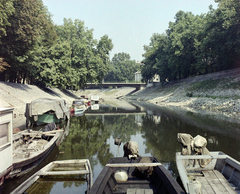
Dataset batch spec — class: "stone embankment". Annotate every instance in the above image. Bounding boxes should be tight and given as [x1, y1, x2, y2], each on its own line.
[128, 68, 240, 120]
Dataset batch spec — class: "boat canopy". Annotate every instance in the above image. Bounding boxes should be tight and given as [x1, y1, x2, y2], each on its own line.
[25, 98, 70, 120]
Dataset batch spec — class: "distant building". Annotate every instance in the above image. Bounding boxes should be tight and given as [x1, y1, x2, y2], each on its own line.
[152, 74, 160, 82]
[134, 71, 142, 83]
[134, 71, 160, 83]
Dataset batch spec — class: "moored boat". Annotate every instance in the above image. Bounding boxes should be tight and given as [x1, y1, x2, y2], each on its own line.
[0, 107, 14, 193]
[176, 151, 240, 194]
[9, 124, 63, 178]
[89, 157, 185, 194]
[72, 99, 86, 112]
[25, 98, 70, 126]
[91, 95, 99, 104]
[10, 159, 93, 194]
[176, 133, 240, 194]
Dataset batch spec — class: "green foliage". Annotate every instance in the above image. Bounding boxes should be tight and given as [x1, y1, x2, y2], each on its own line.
[0, 0, 14, 39]
[142, 1, 240, 83]
[105, 52, 141, 82]
[0, 1, 113, 89]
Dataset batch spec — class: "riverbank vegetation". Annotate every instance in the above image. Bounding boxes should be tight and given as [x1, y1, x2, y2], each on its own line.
[0, 0, 113, 89]
[1, 0, 239, 89]
[141, 0, 240, 83]
[104, 52, 141, 83]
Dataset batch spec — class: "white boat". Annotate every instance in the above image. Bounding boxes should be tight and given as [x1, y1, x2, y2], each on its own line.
[176, 133, 240, 194]
[91, 95, 99, 103]
[11, 159, 92, 194]
[91, 104, 99, 110]
[176, 151, 240, 194]
[0, 107, 14, 193]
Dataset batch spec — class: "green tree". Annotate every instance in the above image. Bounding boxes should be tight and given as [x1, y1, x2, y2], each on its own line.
[0, 0, 57, 82]
[105, 52, 141, 82]
[0, 0, 14, 39]
[55, 19, 113, 89]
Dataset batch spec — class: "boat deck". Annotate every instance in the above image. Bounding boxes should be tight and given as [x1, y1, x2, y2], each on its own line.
[194, 170, 237, 194]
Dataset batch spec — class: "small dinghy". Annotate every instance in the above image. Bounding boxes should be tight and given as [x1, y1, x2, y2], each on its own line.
[90, 140, 185, 194]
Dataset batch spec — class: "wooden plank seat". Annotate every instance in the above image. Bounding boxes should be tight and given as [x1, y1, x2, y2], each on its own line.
[195, 170, 237, 194]
[127, 189, 153, 194]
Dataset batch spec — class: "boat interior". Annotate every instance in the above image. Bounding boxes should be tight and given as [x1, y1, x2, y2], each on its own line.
[177, 152, 240, 194]
[91, 157, 182, 194]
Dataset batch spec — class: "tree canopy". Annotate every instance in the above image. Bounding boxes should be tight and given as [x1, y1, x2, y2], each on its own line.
[141, 0, 240, 83]
[104, 52, 141, 82]
[0, 1, 113, 90]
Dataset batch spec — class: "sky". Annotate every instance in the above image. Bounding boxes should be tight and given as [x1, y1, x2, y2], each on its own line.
[42, 0, 218, 62]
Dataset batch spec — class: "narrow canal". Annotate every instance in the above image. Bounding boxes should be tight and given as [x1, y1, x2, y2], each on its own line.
[3, 100, 240, 193]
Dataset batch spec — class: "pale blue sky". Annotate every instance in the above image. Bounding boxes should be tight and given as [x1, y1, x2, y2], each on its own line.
[42, 0, 218, 62]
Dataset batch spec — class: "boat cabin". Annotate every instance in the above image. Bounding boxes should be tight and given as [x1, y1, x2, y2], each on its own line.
[0, 107, 14, 191]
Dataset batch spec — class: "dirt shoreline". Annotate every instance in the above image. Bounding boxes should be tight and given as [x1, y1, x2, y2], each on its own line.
[1, 68, 240, 128]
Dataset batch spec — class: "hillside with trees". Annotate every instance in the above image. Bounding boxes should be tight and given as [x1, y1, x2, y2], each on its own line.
[141, 0, 240, 83]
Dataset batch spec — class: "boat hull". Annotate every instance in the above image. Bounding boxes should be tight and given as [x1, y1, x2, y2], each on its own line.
[176, 151, 240, 194]
[89, 157, 185, 194]
[9, 130, 61, 178]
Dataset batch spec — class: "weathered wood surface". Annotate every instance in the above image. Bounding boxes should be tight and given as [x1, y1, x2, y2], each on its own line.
[196, 170, 237, 194]
[90, 157, 185, 194]
[10, 159, 92, 194]
[176, 152, 240, 194]
[127, 188, 153, 194]
[106, 163, 162, 167]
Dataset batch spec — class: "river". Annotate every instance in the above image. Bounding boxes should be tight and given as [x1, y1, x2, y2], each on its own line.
[3, 100, 240, 193]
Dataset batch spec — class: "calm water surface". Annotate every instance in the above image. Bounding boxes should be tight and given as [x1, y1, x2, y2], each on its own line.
[3, 100, 240, 193]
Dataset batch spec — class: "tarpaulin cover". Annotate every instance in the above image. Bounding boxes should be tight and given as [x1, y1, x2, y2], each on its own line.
[177, 133, 212, 168]
[25, 98, 70, 120]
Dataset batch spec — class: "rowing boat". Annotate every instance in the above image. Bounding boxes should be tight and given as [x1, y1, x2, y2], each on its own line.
[176, 151, 240, 194]
[89, 156, 185, 194]
[11, 159, 92, 194]
[9, 128, 62, 178]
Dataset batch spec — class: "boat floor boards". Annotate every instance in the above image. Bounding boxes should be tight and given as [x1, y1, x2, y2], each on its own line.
[194, 170, 237, 194]
[127, 188, 153, 194]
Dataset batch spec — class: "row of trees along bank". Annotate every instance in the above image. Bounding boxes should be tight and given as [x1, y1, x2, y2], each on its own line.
[141, 0, 240, 83]
[0, 0, 113, 90]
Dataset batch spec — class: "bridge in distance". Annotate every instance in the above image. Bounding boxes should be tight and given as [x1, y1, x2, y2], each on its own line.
[86, 83, 147, 90]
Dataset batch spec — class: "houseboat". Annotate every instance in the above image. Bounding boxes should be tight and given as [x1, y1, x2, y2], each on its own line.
[0, 107, 14, 193]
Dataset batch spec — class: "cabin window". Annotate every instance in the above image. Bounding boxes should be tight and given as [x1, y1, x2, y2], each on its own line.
[0, 122, 9, 146]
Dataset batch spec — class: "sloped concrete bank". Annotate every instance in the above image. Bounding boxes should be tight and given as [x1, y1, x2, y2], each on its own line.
[1, 68, 240, 128]
[127, 68, 240, 121]
[0, 81, 136, 128]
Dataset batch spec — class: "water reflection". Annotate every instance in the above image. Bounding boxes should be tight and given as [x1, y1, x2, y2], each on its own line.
[4, 100, 240, 193]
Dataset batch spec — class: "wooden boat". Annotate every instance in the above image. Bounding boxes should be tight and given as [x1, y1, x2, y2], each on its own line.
[11, 159, 93, 194]
[0, 107, 14, 193]
[72, 99, 86, 112]
[25, 98, 70, 126]
[9, 128, 63, 178]
[91, 95, 99, 104]
[89, 157, 185, 194]
[176, 151, 240, 194]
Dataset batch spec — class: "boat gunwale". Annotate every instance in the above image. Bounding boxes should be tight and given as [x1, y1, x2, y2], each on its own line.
[10, 159, 92, 194]
[89, 157, 185, 194]
[176, 151, 240, 194]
